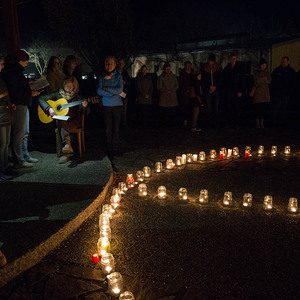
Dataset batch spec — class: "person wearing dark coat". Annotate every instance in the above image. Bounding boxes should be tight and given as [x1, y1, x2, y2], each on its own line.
[222, 53, 243, 128]
[271, 56, 297, 127]
[201, 54, 223, 129]
[0, 56, 14, 180]
[2, 50, 40, 168]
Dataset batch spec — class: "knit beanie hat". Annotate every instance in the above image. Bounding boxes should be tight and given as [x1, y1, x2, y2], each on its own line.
[12, 49, 30, 62]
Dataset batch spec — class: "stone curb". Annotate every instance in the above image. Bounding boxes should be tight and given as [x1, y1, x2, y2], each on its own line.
[0, 171, 114, 288]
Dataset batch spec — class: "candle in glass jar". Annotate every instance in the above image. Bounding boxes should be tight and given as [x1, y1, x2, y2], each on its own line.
[126, 174, 134, 188]
[158, 186, 167, 199]
[227, 149, 232, 158]
[245, 146, 251, 157]
[155, 162, 163, 173]
[288, 197, 298, 213]
[221, 147, 227, 157]
[193, 154, 198, 162]
[284, 146, 291, 155]
[136, 170, 144, 182]
[110, 196, 119, 209]
[199, 151, 206, 161]
[175, 156, 182, 166]
[187, 153, 193, 163]
[143, 166, 151, 178]
[223, 191, 233, 206]
[178, 188, 188, 200]
[99, 213, 110, 227]
[271, 145, 277, 156]
[100, 224, 111, 240]
[233, 147, 239, 157]
[102, 204, 115, 218]
[243, 193, 253, 207]
[119, 291, 135, 300]
[210, 149, 217, 159]
[97, 237, 110, 256]
[258, 145, 264, 155]
[219, 150, 224, 159]
[181, 154, 186, 164]
[199, 189, 208, 204]
[92, 252, 100, 263]
[263, 195, 273, 210]
[101, 253, 115, 275]
[166, 159, 173, 169]
[118, 182, 127, 194]
[107, 272, 123, 296]
[138, 183, 147, 196]
[112, 188, 121, 202]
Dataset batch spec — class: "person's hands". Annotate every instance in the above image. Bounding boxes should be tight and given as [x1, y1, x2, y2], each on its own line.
[48, 108, 56, 116]
[82, 101, 88, 108]
[237, 92, 242, 98]
[32, 90, 40, 97]
[145, 94, 150, 99]
[209, 86, 216, 94]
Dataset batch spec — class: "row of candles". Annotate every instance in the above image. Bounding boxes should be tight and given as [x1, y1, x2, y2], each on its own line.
[92, 187, 135, 299]
[121, 167, 298, 213]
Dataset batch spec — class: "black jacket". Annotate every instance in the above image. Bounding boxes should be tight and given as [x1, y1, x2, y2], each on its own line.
[271, 65, 297, 96]
[2, 62, 32, 106]
[222, 63, 243, 94]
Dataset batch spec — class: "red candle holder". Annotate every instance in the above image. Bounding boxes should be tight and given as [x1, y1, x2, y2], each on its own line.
[126, 174, 134, 188]
[219, 151, 224, 159]
[245, 150, 249, 158]
[92, 253, 100, 263]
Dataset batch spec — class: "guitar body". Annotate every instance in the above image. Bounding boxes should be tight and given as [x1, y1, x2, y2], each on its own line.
[38, 98, 70, 123]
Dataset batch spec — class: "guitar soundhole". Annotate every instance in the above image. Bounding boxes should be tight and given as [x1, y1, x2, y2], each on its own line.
[56, 105, 62, 112]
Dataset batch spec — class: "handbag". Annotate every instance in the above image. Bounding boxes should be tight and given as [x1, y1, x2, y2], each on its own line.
[249, 86, 256, 97]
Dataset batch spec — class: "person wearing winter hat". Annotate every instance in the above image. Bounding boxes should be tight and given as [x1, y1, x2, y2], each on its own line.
[2, 49, 40, 169]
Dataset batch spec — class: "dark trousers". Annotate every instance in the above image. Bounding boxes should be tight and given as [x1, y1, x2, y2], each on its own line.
[272, 95, 290, 127]
[225, 93, 241, 127]
[206, 91, 220, 128]
[102, 106, 123, 154]
[159, 106, 178, 128]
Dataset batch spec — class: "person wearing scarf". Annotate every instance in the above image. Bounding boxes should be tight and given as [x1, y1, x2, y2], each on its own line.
[38, 76, 89, 163]
[97, 56, 123, 158]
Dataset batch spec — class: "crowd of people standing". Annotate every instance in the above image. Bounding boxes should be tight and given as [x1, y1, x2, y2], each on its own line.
[0, 50, 299, 180]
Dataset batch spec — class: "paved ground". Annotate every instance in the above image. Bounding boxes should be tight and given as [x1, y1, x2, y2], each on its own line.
[1, 124, 300, 299]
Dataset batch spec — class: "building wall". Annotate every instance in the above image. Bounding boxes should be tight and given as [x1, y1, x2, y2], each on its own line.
[272, 38, 300, 71]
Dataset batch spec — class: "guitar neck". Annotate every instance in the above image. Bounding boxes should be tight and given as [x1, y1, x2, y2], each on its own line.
[60, 97, 98, 109]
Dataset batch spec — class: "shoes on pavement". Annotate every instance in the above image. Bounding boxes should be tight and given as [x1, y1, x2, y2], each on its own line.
[59, 155, 69, 164]
[14, 161, 33, 169]
[26, 156, 38, 163]
[191, 127, 202, 132]
[62, 141, 74, 154]
[0, 172, 13, 181]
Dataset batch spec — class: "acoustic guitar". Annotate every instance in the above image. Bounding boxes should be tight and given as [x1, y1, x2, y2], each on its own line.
[38, 96, 101, 123]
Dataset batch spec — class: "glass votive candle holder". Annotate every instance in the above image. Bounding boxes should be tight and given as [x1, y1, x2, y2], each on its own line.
[181, 154, 186, 164]
[245, 146, 251, 157]
[155, 162, 163, 173]
[242, 193, 253, 207]
[199, 189, 208, 204]
[193, 154, 198, 162]
[166, 159, 173, 169]
[219, 150, 224, 159]
[271, 145, 277, 156]
[126, 174, 134, 188]
[99, 213, 110, 227]
[199, 151, 206, 161]
[158, 186, 167, 199]
[227, 149, 232, 158]
[263, 195, 273, 210]
[107, 272, 123, 296]
[223, 191, 233, 206]
[143, 166, 151, 178]
[97, 237, 110, 256]
[102, 204, 115, 218]
[178, 187, 188, 200]
[110, 196, 120, 209]
[233, 147, 239, 157]
[221, 147, 227, 157]
[119, 291, 135, 300]
[112, 188, 121, 202]
[175, 156, 182, 166]
[187, 153, 193, 163]
[258, 145, 264, 155]
[100, 224, 111, 240]
[118, 182, 127, 194]
[138, 183, 147, 196]
[101, 253, 115, 275]
[284, 146, 291, 155]
[136, 170, 144, 182]
[288, 197, 298, 213]
[210, 149, 217, 159]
